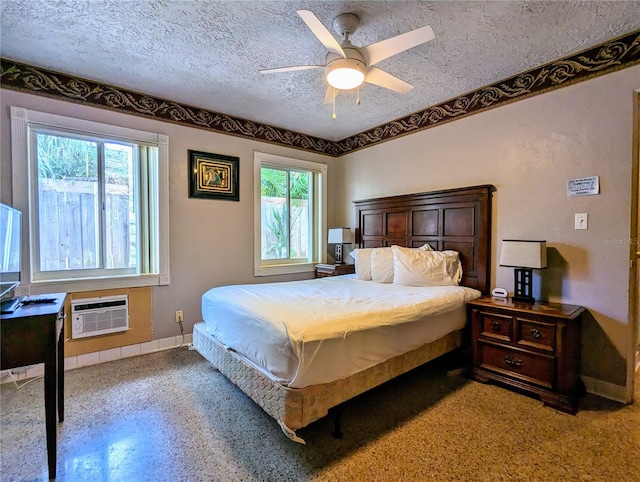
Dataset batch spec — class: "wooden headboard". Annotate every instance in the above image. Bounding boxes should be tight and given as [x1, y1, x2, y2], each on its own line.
[354, 185, 494, 295]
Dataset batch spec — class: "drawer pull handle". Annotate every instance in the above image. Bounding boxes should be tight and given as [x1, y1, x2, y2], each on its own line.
[530, 329, 541, 339]
[504, 356, 524, 368]
[491, 321, 501, 331]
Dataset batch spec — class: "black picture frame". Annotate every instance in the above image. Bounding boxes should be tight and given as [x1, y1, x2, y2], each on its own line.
[188, 150, 239, 201]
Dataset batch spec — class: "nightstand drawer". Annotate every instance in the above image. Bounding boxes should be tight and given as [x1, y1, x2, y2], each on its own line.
[479, 311, 512, 342]
[516, 318, 555, 353]
[479, 343, 554, 389]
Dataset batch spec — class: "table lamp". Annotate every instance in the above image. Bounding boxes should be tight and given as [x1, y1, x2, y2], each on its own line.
[328, 228, 351, 264]
[499, 240, 547, 302]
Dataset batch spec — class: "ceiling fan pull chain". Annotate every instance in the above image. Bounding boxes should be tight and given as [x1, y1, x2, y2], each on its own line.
[356, 87, 360, 105]
[332, 87, 337, 119]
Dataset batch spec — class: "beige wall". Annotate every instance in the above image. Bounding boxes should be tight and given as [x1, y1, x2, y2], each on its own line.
[2, 65, 638, 388]
[334, 66, 640, 387]
[0, 90, 338, 341]
[64, 287, 152, 357]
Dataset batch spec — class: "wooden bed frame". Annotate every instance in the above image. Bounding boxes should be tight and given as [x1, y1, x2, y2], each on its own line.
[354, 184, 493, 293]
[192, 184, 494, 443]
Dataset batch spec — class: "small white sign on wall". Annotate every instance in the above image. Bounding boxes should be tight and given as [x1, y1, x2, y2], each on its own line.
[567, 176, 599, 197]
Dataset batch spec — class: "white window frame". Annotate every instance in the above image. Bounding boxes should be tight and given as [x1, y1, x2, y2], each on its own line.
[10, 106, 170, 293]
[254, 151, 327, 277]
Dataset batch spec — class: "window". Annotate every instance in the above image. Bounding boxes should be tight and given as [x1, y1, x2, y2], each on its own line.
[11, 107, 169, 291]
[254, 152, 326, 276]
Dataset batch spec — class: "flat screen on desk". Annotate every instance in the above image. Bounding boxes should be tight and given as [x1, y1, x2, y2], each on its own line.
[0, 202, 21, 300]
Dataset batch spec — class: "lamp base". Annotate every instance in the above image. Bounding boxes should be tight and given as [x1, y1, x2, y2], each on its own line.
[513, 268, 534, 303]
[512, 294, 535, 303]
[334, 244, 344, 265]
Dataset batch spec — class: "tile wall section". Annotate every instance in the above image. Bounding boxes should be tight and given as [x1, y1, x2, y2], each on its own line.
[0, 333, 193, 384]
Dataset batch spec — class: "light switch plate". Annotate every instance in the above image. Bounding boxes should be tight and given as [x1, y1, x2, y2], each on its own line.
[575, 213, 588, 230]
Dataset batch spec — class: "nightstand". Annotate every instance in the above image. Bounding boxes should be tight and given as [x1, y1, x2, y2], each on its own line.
[468, 296, 585, 414]
[315, 263, 355, 278]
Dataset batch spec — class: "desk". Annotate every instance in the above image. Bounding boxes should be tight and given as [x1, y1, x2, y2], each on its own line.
[1, 292, 66, 479]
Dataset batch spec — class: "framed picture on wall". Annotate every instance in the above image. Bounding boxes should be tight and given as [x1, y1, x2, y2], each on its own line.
[188, 150, 239, 201]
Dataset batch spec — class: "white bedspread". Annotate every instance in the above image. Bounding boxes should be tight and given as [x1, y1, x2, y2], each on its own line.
[202, 275, 480, 388]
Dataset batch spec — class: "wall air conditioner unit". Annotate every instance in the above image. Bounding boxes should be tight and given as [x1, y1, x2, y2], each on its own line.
[71, 295, 129, 339]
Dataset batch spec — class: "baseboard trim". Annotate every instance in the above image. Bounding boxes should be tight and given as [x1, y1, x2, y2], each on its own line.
[5, 344, 634, 401]
[581, 375, 628, 404]
[0, 333, 193, 384]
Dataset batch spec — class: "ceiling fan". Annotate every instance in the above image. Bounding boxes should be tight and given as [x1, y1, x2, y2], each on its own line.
[260, 10, 435, 113]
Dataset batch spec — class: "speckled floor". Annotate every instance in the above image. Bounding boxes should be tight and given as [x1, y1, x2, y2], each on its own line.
[1, 347, 639, 481]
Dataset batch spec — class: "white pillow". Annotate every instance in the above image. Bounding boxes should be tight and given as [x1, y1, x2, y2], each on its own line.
[349, 248, 375, 280]
[370, 247, 395, 283]
[441, 250, 463, 284]
[392, 246, 461, 287]
[408, 245, 462, 282]
[350, 244, 436, 283]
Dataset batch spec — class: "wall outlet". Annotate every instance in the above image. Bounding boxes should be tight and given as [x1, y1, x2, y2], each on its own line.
[175, 310, 183, 323]
[575, 213, 588, 230]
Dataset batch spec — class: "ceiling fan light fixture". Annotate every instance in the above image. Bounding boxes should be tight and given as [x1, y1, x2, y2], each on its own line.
[325, 58, 365, 90]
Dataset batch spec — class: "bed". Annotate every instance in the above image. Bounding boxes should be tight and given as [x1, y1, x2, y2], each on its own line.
[193, 184, 494, 443]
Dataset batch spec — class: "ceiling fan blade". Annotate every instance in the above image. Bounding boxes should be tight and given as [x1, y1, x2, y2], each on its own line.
[360, 25, 435, 66]
[364, 67, 414, 94]
[260, 65, 323, 74]
[297, 10, 346, 58]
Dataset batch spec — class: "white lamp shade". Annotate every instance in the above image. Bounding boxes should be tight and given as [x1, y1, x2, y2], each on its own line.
[499, 240, 548, 269]
[328, 228, 351, 244]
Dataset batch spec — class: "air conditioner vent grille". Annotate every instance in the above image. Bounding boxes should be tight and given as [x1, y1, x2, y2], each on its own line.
[71, 295, 129, 339]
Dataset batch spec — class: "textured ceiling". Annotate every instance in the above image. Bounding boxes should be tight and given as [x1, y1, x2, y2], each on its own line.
[1, 1, 639, 141]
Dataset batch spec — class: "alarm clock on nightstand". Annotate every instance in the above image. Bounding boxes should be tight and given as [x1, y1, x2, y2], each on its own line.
[491, 287, 508, 298]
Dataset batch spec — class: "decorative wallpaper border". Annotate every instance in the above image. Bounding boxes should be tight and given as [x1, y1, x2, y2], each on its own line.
[0, 59, 337, 156]
[1, 29, 639, 157]
[335, 29, 640, 155]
